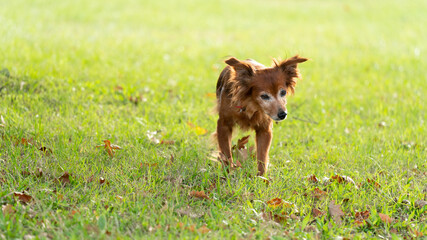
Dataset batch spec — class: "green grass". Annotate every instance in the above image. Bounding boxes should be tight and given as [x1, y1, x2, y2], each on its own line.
[1, 0, 426, 239]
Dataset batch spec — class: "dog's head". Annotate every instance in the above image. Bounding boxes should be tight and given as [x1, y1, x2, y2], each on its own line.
[226, 55, 307, 121]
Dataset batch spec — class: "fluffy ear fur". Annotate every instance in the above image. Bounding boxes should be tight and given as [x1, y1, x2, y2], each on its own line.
[274, 55, 308, 94]
[225, 57, 255, 110]
[225, 57, 255, 77]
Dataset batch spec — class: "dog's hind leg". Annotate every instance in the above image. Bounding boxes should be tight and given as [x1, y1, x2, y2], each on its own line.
[255, 127, 273, 176]
[216, 118, 233, 167]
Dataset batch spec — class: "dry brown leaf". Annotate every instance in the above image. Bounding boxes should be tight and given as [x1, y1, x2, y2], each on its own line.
[366, 178, 381, 188]
[57, 172, 71, 185]
[312, 187, 328, 200]
[312, 208, 324, 218]
[114, 85, 123, 92]
[15, 138, 34, 146]
[307, 174, 319, 183]
[354, 220, 365, 226]
[39, 147, 53, 155]
[187, 122, 208, 135]
[96, 140, 121, 157]
[378, 213, 393, 224]
[267, 198, 283, 208]
[267, 198, 295, 210]
[236, 135, 250, 150]
[330, 174, 355, 185]
[328, 201, 344, 225]
[160, 140, 175, 145]
[14, 192, 33, 204]
[187, 224, 196, 232]
[355, 210, 370, 221]
[141, 162, 158, 168]
[2, 204, 15, 215]
[409, 227, 424, 237]
[99, 177, 109, 185]
[198, 225, 211, 234]
[189, 190, 209, 199]
[177, 222, 185, 229]
[129, 95, 145, 105]
[257, 176, 270, 185]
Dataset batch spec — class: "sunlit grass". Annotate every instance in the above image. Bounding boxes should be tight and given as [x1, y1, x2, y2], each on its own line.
[1, 0, 426, 238]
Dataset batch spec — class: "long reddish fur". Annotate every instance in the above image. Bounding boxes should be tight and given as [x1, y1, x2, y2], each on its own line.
[214, 55, 307, 175]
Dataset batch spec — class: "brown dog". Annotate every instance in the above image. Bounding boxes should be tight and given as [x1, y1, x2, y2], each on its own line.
[215, 55, 308, 175]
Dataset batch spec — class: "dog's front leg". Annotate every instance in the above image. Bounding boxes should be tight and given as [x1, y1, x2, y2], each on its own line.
[217, 118, 233, 167]
[255, 127, 272, 176]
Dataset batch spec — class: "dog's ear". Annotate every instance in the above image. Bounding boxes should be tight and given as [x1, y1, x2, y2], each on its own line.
[225, 57, 255, 77]
[276, 55, 308, 77]
[275, 55, 308, 94]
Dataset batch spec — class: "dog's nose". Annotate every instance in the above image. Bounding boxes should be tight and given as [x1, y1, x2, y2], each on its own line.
[278, 110, 287, 120]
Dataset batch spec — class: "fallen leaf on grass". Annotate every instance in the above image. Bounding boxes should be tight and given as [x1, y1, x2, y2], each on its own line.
[57, 172, 71, 185]
[324, 174, 356, 187]
[189, 190, 209, 199]
[311, 188, 328, 200]
[328, 201, 345, 225]
[378, 213, 393, 224]
[187, 122, 208, 135]
[129, 95, 146, 105]
[257, 176, 270, 185]
[267, 198, 296, 211]
[160, 140, 175, 145]
[262, 212, 287, 224]
[2, 204, 15, 215]
[96, 140, 122, 157]
[235, 135, 250, 150]
[409, 227, 424, 237]
[14, 192, 33, 204]
[366, 178, 381, 189]
[39, 147, 53, 155]
[15, 138, 34, 146]
[307, 174, 319, 183]
[114, 85, 123, 92]
[198, 225, 211, 234]
[99, 177, 109, 185]
[141, 162, 158, 168]
[312, 208, 324, 218]
[355, 210, 370, 221]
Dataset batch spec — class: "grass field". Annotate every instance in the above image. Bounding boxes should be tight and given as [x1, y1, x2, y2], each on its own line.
[1, 0, 426, 239]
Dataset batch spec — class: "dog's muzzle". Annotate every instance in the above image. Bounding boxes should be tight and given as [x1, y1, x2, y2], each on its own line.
[278, 110, 287, 120]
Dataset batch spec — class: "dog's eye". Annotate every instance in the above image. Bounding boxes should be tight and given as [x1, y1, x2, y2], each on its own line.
[260, 94, 270, 100]
[280, 90, 287, 97]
